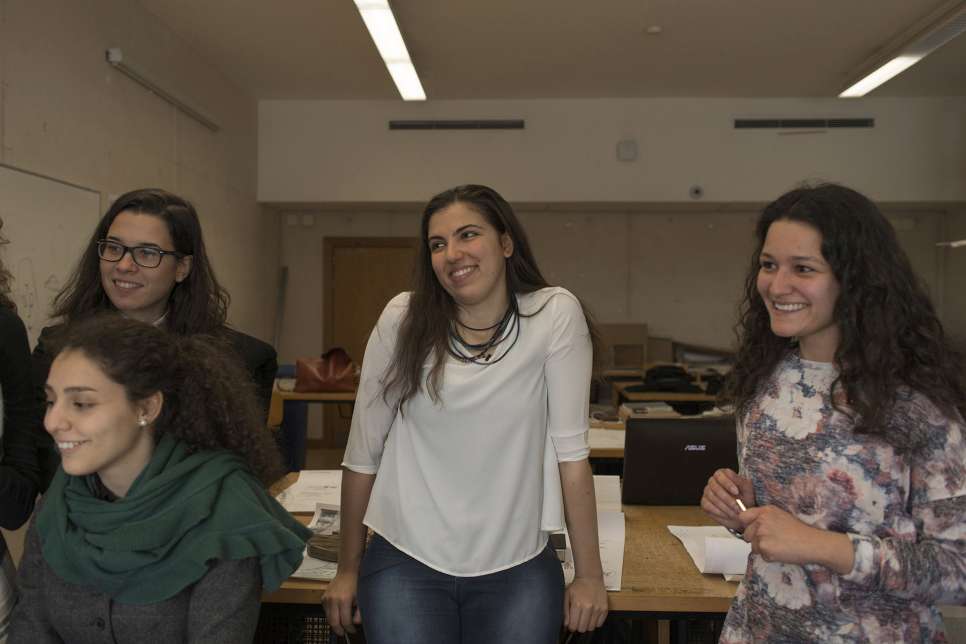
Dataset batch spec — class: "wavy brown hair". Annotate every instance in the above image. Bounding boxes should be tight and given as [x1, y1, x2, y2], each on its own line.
[383, 184, 598, 409]
[726, 183, 965, 449]
[0, 217, 15, 311]
[52, 188, 229, 334]
[51, 315, 283, 485]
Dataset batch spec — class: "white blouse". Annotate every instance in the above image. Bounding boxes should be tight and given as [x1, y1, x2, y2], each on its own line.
[342, 287, 592, 576]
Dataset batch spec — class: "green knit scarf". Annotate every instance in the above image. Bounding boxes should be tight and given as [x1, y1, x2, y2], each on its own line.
[37, 434, 312, 604]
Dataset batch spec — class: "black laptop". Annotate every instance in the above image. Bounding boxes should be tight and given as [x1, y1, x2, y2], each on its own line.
[621, 415, 737, 505]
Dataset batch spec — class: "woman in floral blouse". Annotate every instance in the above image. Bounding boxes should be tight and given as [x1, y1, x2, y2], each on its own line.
[702, 183, 965, 642]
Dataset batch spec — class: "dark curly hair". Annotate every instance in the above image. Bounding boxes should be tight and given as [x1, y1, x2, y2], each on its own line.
[51, 315, 283, 485]
[51, 188, 229, 334]
[726, 183, 965, 449]
[0, 217, 15, 311]
[382, 184, 598, 409]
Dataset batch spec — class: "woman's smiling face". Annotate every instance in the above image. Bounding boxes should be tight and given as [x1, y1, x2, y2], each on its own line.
[44, 349, 160, 497]
[757, 219, 841, 362]
[99, 211, 191, 323]
[427, 201, 513, 310]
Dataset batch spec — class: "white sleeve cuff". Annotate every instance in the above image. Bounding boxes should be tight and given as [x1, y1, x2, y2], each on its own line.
[841, 532, 879, 586]
[551, 429, 590, 462]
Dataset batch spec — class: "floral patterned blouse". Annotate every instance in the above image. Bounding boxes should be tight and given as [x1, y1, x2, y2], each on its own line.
[721, 353, 966, 643]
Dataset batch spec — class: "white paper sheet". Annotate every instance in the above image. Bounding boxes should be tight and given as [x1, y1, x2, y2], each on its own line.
[561, 510, 625, 591]
[592, 475, 622, 513]
[667, 525, 750, 579]
[275, 469, 343, 512]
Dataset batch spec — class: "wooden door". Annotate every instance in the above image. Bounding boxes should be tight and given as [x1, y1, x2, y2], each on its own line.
[320, 238, 418, 447]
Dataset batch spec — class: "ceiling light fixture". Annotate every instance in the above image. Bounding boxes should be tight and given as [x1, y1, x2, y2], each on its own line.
[353, 0, 426, 101]
[840, 4, 966, 97]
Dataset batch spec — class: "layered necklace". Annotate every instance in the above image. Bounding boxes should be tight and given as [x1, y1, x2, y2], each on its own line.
[447, 297, 520, 365]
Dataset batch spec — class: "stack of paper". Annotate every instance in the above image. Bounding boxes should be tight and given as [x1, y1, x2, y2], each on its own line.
[560, 511, 625, 591]
[556, 476, 625, 590]
[592, 475, 622, 513]
[290, 503, 342, 581]
[667, 525, 750, 582]
[275, 470, 342, 512]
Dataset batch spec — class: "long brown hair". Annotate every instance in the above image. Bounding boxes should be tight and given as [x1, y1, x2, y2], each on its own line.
[52, 315, 283, 485]
[52, 188, 229, 334]
[726, 183, 965, 449]
[382, 184, 598, 409]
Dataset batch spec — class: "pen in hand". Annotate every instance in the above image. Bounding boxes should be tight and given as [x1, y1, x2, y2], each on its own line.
[726, 498, 749, 541]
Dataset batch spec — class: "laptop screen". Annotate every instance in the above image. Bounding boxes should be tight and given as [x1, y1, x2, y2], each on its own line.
[621, 415, 737, 505]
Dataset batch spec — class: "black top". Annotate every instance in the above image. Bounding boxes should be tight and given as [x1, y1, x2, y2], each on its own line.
[31, 322, 277, 490]
[0, 306, 44, 530]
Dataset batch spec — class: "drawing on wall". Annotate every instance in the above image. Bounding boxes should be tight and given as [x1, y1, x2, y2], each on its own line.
[14, 258, 39, 333]
[0, 165, 101, 347]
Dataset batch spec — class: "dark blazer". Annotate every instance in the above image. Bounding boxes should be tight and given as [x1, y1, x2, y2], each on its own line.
[0, 307, 43, 530]
[30, 323, 277, 490]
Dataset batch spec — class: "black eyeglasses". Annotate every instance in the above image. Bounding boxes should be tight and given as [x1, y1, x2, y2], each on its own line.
[96, 240, 184, 269]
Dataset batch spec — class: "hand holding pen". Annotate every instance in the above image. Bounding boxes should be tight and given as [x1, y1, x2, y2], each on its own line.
[700, 468, 756, 532]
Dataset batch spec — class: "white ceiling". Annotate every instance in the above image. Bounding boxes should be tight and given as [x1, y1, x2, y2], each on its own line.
[137, 0, 966, 100]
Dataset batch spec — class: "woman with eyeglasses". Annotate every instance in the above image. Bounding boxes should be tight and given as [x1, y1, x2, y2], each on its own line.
[31, 189, 277, 487]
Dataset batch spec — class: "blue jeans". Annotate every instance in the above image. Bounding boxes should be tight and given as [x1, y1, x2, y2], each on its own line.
[356, 534, 564, 644]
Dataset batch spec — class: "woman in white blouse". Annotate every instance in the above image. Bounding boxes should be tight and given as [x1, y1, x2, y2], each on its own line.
[323, 185, 608, 643]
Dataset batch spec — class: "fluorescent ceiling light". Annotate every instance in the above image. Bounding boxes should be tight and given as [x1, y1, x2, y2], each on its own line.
[839, 6, 966, 97]
[354, 0, 426, 101]
[839, 55, 922, 97]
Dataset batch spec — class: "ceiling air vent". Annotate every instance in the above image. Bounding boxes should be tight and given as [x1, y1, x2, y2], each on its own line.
[735, 118, 874, 129]
[389, 119, 525, 130]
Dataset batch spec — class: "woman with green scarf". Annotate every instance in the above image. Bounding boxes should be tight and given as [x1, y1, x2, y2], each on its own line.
[10, 315, 311, 643]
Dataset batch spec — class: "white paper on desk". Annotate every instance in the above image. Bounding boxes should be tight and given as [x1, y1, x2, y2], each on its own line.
[667, 525, 750, 577]
[593, 475, 622, 513]
[290, 503, 341, 581]
[561, 511, 624, 591]
[275, 469, 342, 512]
[588, 429, 625, 452]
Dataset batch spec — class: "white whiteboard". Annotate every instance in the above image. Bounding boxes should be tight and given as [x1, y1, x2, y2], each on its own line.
[0, 164, 102, 347]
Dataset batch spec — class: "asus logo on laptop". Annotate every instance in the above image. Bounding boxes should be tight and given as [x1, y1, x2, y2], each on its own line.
[683, 444, 707, 451]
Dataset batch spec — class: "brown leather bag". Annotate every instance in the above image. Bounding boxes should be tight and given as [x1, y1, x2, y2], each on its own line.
[294, 348, 359, 393]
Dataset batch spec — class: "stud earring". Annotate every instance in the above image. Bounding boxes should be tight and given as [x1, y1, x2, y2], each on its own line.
[138, 417, 148, 427]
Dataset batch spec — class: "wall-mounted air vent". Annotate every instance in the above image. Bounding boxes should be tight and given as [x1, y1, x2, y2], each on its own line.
[735, 118, 874, 129]
[389, 119, 525, 130]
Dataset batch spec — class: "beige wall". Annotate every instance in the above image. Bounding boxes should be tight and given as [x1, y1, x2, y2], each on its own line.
[273, 204, 955, 363]
[259, 97, 966, 203]
[0, 0, 275, 340]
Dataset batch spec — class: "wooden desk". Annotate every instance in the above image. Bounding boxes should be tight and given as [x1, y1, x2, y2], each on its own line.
[613, 380, 718, 405]
[265, 474, 736, 615]
[588, 428, 625, 459]
[270, 387, 357, 471]
[613, 506, 735, 614]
